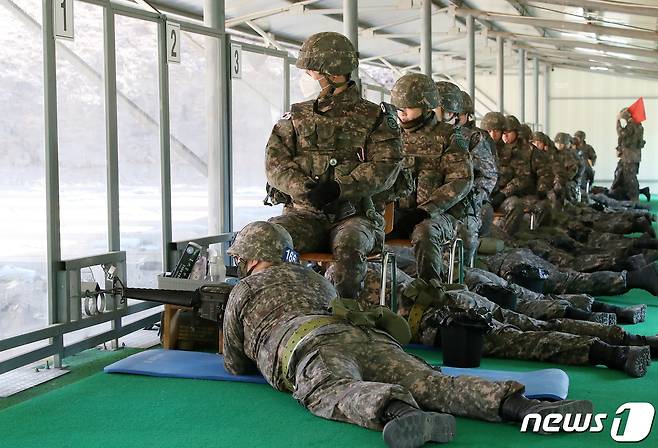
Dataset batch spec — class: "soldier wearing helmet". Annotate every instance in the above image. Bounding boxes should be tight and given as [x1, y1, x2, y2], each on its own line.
[222, 222, 597, 447]
[389, 73, 474, 281]
[573, 130, 597, 199]
[609, 108, 647, 202]
[480, 111, 506, 150]
[264, 32, 403, 299]
[434, 81, 464, 125]
[553, 133, 584, 203]
[490, 116, 559, 234]
[453, 90, 498, 264]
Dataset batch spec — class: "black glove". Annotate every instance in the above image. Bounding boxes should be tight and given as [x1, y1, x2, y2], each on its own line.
[537, 190, 547, 200]
[305, 180, 340, 209]
[395, 208, 430, 236]
[490, 191, 506, 209]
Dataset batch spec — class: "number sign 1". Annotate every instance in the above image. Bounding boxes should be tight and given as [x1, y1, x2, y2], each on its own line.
[55, 0, 74, 40]
[166, 21, 181, 63]
[230, 44, 242, 79]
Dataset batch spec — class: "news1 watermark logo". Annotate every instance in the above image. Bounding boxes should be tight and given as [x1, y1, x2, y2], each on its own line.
[521, 402, 655, 442]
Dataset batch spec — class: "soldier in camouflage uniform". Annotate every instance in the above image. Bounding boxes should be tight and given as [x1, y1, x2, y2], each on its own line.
[264, 32, 402, 299]
[479, 112, 506, 234]
[489, 116, 552, 235]
[609, 108, 646, 202]
[342, 263, 653, 376]
[552, 133, 581, 203]
[484, 248, 658, 297]
[573, 130, 596, 195]
[388, 74, 474, 282]
[456, 90, 498, 265]
[223, 222, 595, 447]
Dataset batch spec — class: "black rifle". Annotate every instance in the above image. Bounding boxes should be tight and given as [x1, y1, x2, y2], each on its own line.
[95, 279, 234, 324]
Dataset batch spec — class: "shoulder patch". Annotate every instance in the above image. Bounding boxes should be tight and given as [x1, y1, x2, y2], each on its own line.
[379, 102, 400, 131]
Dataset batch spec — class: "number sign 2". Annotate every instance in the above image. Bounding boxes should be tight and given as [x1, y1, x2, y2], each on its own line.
[55, 0, 74, 40]
[230, 44, 242, 79]
[166, 21, 181, 63]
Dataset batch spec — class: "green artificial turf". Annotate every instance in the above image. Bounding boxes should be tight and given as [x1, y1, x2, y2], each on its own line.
[0, 197, 656, 448]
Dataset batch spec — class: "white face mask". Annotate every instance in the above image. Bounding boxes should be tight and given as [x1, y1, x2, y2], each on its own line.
[619, 118, 627, 128]
[299, 73, 322, 99]
[443, 111, 458, 125]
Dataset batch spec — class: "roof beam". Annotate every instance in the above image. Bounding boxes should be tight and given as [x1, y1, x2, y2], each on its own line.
[519, 0, 658, 19]
[245, 20, 285, 51]
[456, 7, 658, 41]
[225, 0, 321, 28]
[489, 31, 658, 60]
[519, 45, 658, 73]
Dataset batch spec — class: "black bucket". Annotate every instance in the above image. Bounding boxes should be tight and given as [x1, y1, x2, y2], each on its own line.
[440, 322, 486, 368]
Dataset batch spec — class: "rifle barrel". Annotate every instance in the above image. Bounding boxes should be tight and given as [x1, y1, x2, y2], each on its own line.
[122, 287, 200, 308]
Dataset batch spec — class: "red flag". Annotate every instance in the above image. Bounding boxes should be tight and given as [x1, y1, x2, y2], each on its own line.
[627, 97, 646, 123]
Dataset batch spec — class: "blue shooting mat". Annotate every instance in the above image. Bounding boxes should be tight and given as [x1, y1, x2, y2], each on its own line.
[105, 349, 569, 400]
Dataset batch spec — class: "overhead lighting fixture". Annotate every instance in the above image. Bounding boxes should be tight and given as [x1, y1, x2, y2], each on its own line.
[589, 66, 609, 71]
[599, 35, 630, 44]
[606, 51, 635, 60]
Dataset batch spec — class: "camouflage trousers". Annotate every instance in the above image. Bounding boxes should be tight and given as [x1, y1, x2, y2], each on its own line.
[609, 161, 640, 202]
[464, 267, 594, 320]
[292, 326, 524, 430]
[486, 249, 628, 297]
[270, 207, 382, 298]
[409, 214, 457, 282]
[498, 195, 551, 235]
[415, 291, 626, 366]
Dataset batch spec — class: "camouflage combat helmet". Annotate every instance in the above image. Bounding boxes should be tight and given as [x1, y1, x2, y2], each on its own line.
[391, 73, 439, 109]
[532, 131, 548, 145]
[460, 91, 474, 114]
[296, 32, 358, 75]
[554, 132, 572, 145]
[227, 221, 296, 263]
[435, 81, 464, 113]
[519, 124, 533, 141]
[504, 115, 521, 132]
[574, 130, 586, 141]
[480, 112, 506, 131]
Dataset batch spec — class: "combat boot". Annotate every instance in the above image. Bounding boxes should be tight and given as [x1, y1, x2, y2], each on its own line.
[623, 333, 658, 358]
[626, 262, 658, 296]
[588, 340, 651, 377]
[639, 186, 651, 202]
[382, 400, 455, 447]
[500, 392, 593, 433]
[591, 301, 646, 324]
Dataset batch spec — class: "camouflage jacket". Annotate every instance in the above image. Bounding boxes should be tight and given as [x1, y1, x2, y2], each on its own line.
[578, 142, 597, 166]
[495, 140, 534, 197]
[569, 147, 588, 184]
[223, 263, 343, 390]
[551, 146, 580, 189]
[617, 120, 645, 163]
[460, 125, 498, 207]
[265, 82, 402, 215]
[530, 145, 556, 196]
[398, 113, 474, 219]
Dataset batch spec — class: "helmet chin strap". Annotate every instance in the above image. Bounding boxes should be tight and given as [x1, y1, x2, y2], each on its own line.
[319, 73, 349, 96]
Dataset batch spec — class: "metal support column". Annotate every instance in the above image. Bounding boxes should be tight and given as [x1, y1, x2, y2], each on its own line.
[283, 57, 290, 112]
[544, 64, 551, 135]
[42, 0, 63, 367]
[157, 19, 173, 270]
[518, 49, 525, 122]
[104, 7, 120, 252]
[497, 36, 504, 113]
[533, 57, 539, 129]
[104, 5, 121, 350]
[421, 0, 432, 76]
[204, 0, 232, 237]
[466, 14, 475, 103]
[343, 0, 359, 84]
